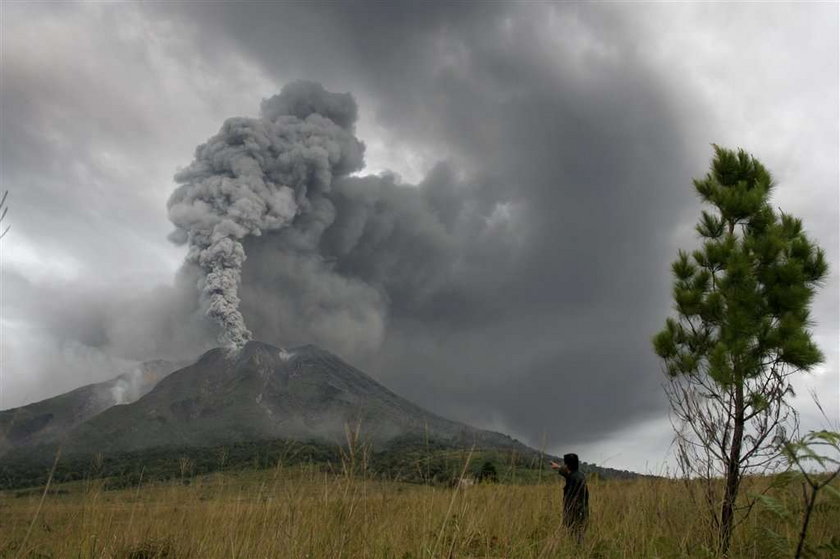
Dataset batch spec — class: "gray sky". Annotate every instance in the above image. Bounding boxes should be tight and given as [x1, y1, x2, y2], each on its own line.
[1, 1, 837, 473]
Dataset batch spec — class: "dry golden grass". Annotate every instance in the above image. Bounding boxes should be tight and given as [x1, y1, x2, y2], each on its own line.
[1, 463, 837, 558]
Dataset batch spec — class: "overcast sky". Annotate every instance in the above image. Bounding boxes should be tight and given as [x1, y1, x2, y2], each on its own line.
[1, 1, 837, 473]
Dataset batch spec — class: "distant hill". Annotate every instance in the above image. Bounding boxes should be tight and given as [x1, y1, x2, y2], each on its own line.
[0, 359, 183, 456]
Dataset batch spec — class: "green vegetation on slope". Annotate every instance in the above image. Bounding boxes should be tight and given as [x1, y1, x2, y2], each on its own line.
[0, 434, 637, 492]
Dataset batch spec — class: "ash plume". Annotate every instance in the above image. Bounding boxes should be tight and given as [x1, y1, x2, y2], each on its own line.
[167, 82, 364, 347]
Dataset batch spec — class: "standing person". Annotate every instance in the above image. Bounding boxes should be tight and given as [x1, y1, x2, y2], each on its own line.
[550, 453, 589, 543]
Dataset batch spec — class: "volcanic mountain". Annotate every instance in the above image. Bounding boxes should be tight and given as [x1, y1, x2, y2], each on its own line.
[2, 341, 525, 458]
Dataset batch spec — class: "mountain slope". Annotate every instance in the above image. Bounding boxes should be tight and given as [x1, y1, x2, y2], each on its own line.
[57, 341, 526, 456]
[0, 360, 183, 456]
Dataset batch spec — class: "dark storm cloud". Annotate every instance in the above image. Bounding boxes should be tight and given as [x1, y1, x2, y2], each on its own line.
[0, 5, 171, 259]
[3, 267, 213, 364]
[1, 266, 215, 407]
[150, 1, 700, 447]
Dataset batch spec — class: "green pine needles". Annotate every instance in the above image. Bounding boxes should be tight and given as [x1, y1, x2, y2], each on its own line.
[653, 145, 828, 556]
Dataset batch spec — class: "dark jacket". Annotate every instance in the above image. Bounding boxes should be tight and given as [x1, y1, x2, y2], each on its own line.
[560, 469, 589, 526]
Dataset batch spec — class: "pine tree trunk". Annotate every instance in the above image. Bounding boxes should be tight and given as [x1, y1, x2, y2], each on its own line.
[719, 382, 745, 556]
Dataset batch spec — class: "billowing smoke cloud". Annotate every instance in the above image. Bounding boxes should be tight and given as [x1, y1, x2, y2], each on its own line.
[162, 66, 687, 449]
[167, 81, 365, 347]
[110, 360, 184, 405]
[238, 165, 517, 357]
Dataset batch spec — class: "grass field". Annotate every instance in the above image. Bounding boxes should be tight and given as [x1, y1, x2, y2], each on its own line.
[1, 460, 838, 558]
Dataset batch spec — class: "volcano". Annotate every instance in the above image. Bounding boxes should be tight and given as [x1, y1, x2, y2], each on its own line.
[1, 341, 525, 458]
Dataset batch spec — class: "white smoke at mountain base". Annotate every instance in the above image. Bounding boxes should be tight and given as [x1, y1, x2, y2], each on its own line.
[109, 360, 183, 405]
[110, 366, 147, 405]
[167, 82, 365, 347]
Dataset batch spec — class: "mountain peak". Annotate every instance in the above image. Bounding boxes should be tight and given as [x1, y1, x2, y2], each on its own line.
[195, 341, 329, 367]
[239, 340, 324, 359]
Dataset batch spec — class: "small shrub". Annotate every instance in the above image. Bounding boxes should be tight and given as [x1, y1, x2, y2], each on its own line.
[120, 538, 176, 559]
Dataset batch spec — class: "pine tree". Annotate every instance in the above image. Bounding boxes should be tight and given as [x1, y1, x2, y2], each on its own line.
[652, 145, 828, 556]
